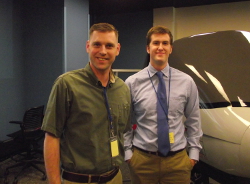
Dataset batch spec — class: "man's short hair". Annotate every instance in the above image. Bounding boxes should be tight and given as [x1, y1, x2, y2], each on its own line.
[146, 26, 173, 46]
[89, 23, 118, 39]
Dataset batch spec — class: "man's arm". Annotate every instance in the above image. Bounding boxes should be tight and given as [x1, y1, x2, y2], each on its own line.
[124, 77, 135, 162]
[44, 132, 61, 184]
[185, 80, 203, 161]
[184, 78, 203, 163]
[124, 127, 134, 162]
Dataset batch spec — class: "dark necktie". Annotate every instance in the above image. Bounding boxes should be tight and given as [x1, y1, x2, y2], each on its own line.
[156, 71, 170, 156]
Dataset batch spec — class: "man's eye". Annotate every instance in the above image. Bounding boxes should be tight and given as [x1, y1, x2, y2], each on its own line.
[93, 43, 101, 47]
[153, 42, 159, 45]
[106, 44, 114, 48]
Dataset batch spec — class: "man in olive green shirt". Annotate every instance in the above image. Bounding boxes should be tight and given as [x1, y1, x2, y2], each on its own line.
[42, 23, 131, 184]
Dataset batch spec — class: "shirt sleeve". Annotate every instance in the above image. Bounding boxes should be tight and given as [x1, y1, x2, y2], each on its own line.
[123, 77, 135, 161]
[184, 79, 203, 161]
[41, 77, 70, 138]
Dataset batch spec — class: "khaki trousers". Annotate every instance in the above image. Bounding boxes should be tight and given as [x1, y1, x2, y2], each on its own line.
[63, 169, 122, 184]
[128, 148, 193, 184]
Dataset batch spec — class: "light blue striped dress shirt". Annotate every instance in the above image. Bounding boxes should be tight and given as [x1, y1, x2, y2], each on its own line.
[124, 63, 203, 161]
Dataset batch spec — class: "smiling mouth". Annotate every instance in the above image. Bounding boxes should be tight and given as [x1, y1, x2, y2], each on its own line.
[98, 57, 108, 61]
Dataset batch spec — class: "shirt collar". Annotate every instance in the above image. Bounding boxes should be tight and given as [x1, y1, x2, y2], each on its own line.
[109, 70, 115, 83]
[147, 63, 170, 78]
[85, 63, 116, 87]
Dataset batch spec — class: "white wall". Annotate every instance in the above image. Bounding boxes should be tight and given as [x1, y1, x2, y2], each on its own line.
[154, 1, 250, 40]
[64, 0, 89, 72]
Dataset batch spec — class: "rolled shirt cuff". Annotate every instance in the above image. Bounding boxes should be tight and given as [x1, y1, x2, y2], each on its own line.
[188, 147, 200, 161]
[124, 149, 133, 161]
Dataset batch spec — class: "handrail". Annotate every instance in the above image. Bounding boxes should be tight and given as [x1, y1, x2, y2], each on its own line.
[113, 69, 141, 76]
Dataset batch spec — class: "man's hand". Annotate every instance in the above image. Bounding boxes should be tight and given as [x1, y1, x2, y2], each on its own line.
[44, 132, 61, 184]
[125, 159, 131, 164]
[190, 159, 197, 167]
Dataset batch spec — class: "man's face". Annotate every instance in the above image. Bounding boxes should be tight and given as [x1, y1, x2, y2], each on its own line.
[86, 31, 120, 72]
[147, 33, 172, 68]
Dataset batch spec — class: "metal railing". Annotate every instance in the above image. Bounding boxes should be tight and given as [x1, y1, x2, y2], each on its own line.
[113, 69, 141, 76]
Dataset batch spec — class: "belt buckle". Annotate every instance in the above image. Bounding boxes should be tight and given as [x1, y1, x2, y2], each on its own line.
[98, 168, 114, 183]
[88, 175, 91, 183]
[97, 175, 101, 183]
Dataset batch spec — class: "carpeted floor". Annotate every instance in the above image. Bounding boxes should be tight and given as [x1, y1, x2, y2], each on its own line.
[0, 156, 131, 184]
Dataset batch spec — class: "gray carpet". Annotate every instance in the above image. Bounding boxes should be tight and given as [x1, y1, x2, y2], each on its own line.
[0, 157, 131, 184]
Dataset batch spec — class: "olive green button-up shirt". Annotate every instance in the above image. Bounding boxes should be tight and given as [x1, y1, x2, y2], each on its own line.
[42, 63, 131, 174]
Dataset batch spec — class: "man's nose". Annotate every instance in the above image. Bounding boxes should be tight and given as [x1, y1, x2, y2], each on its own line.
[100, 45, 107, 55]
[158, 43, 164, 50]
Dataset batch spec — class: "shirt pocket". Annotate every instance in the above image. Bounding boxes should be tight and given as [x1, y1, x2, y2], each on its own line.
[118, 103, 130, 131]
[168, 97, 186, 119]
[109, 103, 130, 135]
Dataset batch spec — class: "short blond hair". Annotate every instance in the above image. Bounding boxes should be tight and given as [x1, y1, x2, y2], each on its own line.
[89, 23, 118, 39]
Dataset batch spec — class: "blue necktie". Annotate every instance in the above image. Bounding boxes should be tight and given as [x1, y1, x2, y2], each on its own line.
[156, 71, 170, 156]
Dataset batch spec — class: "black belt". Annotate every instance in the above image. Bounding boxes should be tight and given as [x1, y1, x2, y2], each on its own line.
[134, 146, 184, 157]
[62, 167, 119, 183]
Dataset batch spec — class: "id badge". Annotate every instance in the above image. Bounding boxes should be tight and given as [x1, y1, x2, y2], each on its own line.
[110, 136, 119, 157]
[169, 132, 175, 143]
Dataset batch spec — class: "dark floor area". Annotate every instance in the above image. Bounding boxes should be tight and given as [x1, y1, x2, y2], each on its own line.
[0, 157, 131, 184]
[3, 155, 249, 184]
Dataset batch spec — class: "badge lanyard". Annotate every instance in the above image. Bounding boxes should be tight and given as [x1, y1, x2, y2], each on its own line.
[103, 87, 119, 157]
[147, 68, 171, 119]
[103, 87, 114, 137]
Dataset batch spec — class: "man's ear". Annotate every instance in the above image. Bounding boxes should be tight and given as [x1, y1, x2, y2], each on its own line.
[169, 45, 173, 54]
[146, 46, 150, 54]
[86, 40, 90, 53]
[116, 43, 121, 56]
